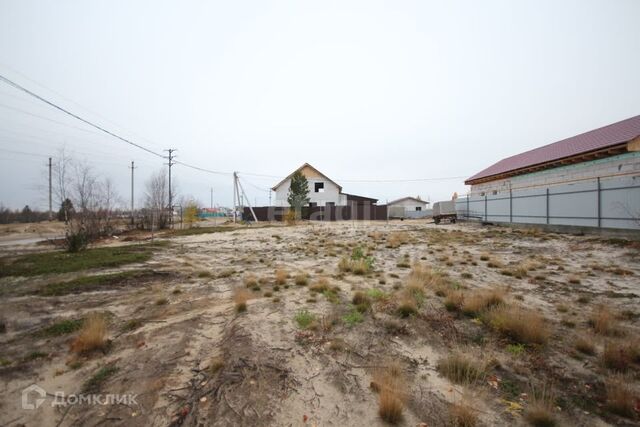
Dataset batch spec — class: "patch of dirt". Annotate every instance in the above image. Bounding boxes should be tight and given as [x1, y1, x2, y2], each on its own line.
[1, 220, 639, 426]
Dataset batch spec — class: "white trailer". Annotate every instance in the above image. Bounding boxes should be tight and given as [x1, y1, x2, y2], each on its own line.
[432, 201, 457, 224]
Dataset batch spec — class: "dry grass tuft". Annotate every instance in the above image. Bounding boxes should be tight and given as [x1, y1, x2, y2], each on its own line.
[243, 273, 258, 288]
[484, 305, 550, 345]
[371, 361, 406, 424]
[605, 375, 636, 418]
[352, 291, 370, 306]
[70, 313, 107, 354]
[574, 335, 596, 355]
[461, 288, 505, 316]
[437, 352, 487, 385]
[310, 277, 330, 293]
[588, 305, 620, 336]
[396, 297, 418, 318]
[274, 268, 288, 285]
[386, 231, 410, 249]
[409, 263, 449, 290]
[601, 340, 639, 371]
[444, 290, 465, 312]
[524, 383, 557, 427]
[449, 397, 479, 427]
[233, 288, 250, 313]
[294, 273, 309, 286]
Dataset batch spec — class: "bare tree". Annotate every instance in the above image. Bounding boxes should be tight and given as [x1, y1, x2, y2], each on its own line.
[142, 168, 174, 230]
[52, 148, 73, 222]
[100, 177, 121, 223]
[72, 161, 100, 213]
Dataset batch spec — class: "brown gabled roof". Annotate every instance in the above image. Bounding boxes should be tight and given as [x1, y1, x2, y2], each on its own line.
[466, 115, 640, 185]
[388, 196, 428, 205]
[271, 163, 342, 192]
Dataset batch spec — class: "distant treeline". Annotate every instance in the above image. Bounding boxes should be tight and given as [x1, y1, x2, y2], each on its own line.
[0, 205, 51, 224]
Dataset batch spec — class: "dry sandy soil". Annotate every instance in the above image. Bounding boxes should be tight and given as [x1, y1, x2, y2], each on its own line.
[0, 220, 639, 426]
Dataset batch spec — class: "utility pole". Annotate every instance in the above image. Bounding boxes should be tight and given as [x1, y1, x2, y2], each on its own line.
[48, 157, 52, 220]
[233, 172, 238, 223]
[129, 161, 136, 225]
[164, 149, 177, 227]
[236, 175, 258, 223]
[269, 189, 272, 206]
[210, 187, 214, 209]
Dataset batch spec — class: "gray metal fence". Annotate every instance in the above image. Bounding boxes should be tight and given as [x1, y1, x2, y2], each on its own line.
[455, 174, 640, 230]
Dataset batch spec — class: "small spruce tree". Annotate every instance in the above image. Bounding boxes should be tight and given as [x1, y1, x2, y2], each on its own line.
[287, 171, 310, 220]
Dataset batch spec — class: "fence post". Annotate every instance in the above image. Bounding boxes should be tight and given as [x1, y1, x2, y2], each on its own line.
[597, 177, 601, 228]
[545, 188, 549, 225]
[484, 195, 487, 222]
[466, 195, 469, 220]
[509, 190, 512, 223]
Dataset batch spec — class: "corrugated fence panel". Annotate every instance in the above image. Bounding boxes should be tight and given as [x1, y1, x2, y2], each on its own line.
[512, 188, 547, 224]
[601, 175, 640, 229]
[456, 174, 640, 230]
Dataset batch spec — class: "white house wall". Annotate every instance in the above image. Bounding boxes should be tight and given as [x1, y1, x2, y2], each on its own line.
[273, 178, 344, 207]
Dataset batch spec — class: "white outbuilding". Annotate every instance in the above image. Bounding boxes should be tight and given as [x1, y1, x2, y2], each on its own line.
[387, 196, 430, 218]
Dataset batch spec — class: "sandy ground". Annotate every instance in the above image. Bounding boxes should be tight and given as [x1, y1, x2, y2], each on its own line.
[0, 220, 639, 426]
[0, 222, 66, 248]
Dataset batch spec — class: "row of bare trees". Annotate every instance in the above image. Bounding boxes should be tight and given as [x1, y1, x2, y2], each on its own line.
[50, 149, 177, 251]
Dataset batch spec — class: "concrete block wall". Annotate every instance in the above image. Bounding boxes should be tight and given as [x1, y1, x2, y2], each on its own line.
[457, 157, 640, 230]
[469, 151, 640, 196]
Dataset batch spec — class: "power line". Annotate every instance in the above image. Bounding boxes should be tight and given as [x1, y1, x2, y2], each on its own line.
[0, 102, 107, 136]
[0, 63, 166, 151]
[173, 160, 232, 176]
[0, 74, 166, 159]
[0, 147, 50, 158]
[337, 175, 468, 183]
[0, 74, 470, 184]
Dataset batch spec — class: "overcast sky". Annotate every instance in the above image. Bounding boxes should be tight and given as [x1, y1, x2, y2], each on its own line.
[1, 0, 639, 210]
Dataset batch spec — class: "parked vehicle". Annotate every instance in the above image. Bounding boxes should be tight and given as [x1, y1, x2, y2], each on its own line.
[432, 201, 457, 224]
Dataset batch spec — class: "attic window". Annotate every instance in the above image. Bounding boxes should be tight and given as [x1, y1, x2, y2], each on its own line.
[315, 182, 324, 193]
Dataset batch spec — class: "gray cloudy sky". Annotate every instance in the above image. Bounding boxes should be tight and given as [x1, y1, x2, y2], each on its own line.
[1, 0, 639, 210]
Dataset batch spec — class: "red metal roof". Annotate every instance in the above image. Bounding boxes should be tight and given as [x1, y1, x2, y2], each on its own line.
[466, 115, 640, 184]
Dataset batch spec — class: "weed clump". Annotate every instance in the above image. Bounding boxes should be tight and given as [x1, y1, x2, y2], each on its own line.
[70, 313, 108, 354]
[352, 291, 371, 307]
[444, 290, 464, 312]
[437, 352, 487, 385]
[462, 288, 505, 316]
[449, 398, 479, 427]
[574, 335, 596, 355]
[294, 273, 309, 286]
[275, 268, 288, 285]
[396, 298, 418, 318]
[601, 341, 639, 371]
[294, 309, 316, 329]
[605, 375, 636, 418]
[524, 384, 557, 427]
[338, 246, 374, 275]
[243, 274, 258, 288]
[484, 305, 550, 345]
[371, 361, 406, 423]
[343, 309, 364, 326]
[233, 288, 250, 313]
[588, 305, 620, 336]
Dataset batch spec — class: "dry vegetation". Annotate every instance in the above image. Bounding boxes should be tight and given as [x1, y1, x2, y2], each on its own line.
[0, 220, 639, 426]
[69, 312, 108, 354]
